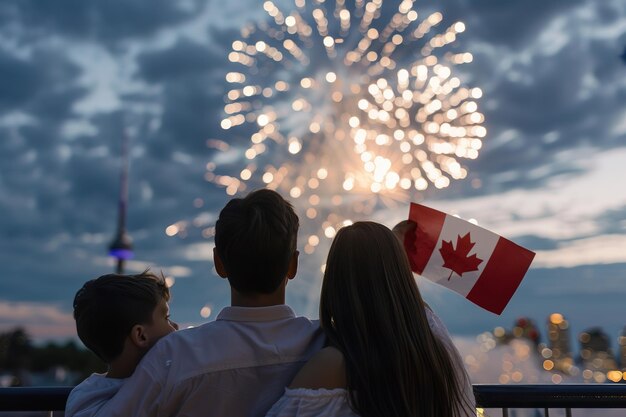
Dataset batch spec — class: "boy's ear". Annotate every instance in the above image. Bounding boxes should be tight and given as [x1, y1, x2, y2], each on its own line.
[286, 250, 299, 281]
[129, 324, 150, 349]
[213, 248, 228, 278]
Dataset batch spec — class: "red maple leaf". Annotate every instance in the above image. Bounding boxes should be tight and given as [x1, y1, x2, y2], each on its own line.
[439, 233, 483, 280]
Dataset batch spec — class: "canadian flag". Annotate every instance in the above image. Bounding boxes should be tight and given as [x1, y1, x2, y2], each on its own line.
[403, 203, 535, 315]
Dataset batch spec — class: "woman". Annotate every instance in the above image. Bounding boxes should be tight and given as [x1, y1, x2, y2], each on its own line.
[267, 222, 475, 417]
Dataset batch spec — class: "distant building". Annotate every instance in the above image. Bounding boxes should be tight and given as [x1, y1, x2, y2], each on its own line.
[579, 327, 619, 383]
[513, 317, 541, 346]
[619, 326, 626, 370]
[545, 313, 575, 374]
[492, 317, 541, 346]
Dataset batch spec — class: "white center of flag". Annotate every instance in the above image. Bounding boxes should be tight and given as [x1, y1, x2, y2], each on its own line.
[421, 215, 499, 297]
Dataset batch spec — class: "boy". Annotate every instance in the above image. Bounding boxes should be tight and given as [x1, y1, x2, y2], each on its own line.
[65, 271, 177, 417]
[73, 189, 325, 417]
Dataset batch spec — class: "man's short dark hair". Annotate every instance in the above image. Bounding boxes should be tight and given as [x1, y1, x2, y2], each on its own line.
[73, 270, 170, 363]
[215, 189, 299, 294]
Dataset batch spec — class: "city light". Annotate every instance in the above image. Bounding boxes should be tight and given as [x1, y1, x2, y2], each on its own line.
[482, 313, 626, 385]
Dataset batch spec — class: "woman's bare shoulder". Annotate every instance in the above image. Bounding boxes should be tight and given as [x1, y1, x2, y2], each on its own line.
[289, 346, 347, 390]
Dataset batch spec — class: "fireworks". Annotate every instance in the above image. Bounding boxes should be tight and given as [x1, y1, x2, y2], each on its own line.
[209, 0, 486, 252]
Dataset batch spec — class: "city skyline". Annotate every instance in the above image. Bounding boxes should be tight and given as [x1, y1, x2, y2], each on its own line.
[5, 309, 626, 388]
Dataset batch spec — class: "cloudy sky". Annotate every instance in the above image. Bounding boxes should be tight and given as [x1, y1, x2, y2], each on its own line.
[1, 0, 625, 359]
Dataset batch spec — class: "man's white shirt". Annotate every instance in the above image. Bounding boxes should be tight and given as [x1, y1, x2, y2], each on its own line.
[71, 305, 324, 417]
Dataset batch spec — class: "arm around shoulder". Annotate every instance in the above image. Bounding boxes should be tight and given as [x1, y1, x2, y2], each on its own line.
[267, 348, 355, 417]
[87, 349, 168, 417]
[65, 374, 124, 417]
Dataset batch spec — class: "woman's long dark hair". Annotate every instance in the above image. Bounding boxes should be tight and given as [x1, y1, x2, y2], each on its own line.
[320, 221, 472, 417]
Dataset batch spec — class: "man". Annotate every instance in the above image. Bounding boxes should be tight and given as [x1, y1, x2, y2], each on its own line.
[76, 189, 324, 417]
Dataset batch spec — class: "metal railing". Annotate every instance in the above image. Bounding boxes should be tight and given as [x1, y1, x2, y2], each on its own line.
[0, 386, 72, 416]
[475, 384, 626, 416]
[1, 385, 626, 416]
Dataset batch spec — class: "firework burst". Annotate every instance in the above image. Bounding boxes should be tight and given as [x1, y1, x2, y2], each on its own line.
[209, 0, 486, 252]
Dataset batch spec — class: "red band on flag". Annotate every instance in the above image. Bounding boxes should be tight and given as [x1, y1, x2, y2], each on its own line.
[406, 203, 446, 274]
[466, 237, 535, 315]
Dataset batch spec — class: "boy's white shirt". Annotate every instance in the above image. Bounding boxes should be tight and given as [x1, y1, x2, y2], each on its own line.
[65, 373, 125, 417]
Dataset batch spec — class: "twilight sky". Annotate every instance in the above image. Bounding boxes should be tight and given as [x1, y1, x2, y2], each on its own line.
[0, 0, 625, 355]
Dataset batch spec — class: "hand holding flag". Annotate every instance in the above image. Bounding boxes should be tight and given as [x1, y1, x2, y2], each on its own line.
[400, 203, 536, 315]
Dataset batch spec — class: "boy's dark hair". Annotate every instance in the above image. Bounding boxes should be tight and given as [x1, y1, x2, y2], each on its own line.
[215, 189, 299, 294]
[73, 270, 170, 363]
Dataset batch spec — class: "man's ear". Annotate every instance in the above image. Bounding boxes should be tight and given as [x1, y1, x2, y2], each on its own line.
[213, 248, 228, 278]
[129, 324, 150, 349]
[286, 250, 299, 280]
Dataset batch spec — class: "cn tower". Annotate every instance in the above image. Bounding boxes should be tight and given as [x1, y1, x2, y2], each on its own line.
[108, 129, 133, 274]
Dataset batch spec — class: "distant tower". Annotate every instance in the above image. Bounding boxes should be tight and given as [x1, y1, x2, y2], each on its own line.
[108, 130, 133, 274]
[547, 313, 573, 373]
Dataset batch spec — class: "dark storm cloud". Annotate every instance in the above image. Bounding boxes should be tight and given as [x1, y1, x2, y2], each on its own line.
[0, 138, 114, 239]
[0, 237, 98, 303]
[0, 54, 42, 110]
[431, 1, 626, 196]
[435, 0, 586, 47]
[138, 39, 221, 83]
[135, 39, 228, 159]
[0, 48, 90, 246]
[0, 0, 206, 43]
[0, 48, 84, 117]
[486, 55, 586, 134]
[125, 155, 222, 232]
[1, 112, 124, 243]
[206, 25, 242, 52]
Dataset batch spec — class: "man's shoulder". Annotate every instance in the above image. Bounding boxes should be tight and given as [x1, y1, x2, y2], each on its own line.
[143, 323, 217, 359]
[140, 308, 323, 360]
[156, 319, 242, 346]
[141, 312, 323, 370]
[162, 314, 322, 346]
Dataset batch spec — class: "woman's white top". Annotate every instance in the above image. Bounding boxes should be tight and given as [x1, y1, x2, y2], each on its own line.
[266, 387, 357, 417]
[265, 308, 476, 417]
